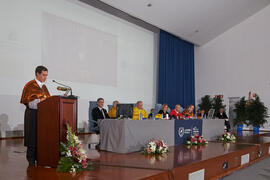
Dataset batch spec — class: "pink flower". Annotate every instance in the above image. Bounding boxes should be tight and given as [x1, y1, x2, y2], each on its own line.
[81, 159, 88, 168]
[195, 134, 199, 138]
[156, 141, 162, 147]
[147, 147, 151, 154]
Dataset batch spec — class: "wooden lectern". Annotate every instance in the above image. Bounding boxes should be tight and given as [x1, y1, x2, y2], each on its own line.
[37, 95, 77, 167]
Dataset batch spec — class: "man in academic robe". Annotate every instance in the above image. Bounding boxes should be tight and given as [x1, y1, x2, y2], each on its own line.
[20, 66, 50, 166]
[132, 101, 148, 120]
[170, 104, 184, 120]
[92, 98, 110, 133]
[108, 100, 119, 118]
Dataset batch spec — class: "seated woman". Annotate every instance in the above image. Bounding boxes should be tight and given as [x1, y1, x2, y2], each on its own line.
[196, 109, 206, 120]
[169, 104, 184, 120]
[108, 100, 119, 118]
[182, 105, 195, 119]
[157, 104, 170, 119]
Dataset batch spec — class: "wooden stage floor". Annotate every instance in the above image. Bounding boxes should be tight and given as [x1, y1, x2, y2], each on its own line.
[0, 131, 270, 180]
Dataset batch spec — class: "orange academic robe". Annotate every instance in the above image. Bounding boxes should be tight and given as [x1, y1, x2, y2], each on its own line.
[20, 80, 50, 106]
[20, 80, 50, 147]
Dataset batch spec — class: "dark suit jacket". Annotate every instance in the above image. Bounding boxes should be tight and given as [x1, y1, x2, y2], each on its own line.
[92, 107, 110, 125]
[216, 112, 228, 119]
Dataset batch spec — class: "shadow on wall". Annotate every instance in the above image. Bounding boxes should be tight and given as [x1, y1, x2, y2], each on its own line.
[0, 113, 11, 138]
[78, 121, 89, 133]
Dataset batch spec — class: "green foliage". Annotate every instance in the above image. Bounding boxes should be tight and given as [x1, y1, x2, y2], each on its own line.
[233, 97, 248, 126]
[247, 96, 269, 127]
[56, 157, 73, 173]
[197, 95, 213, 116]
[212, 96, 226, 117]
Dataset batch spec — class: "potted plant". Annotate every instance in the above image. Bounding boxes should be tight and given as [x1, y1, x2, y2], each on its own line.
[247, 96, 268, 134]
[233, 97, 247, 132]
[197, 95, 213, 117]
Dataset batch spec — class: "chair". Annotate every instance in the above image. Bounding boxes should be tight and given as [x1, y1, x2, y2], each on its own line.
[107, 105, 113, 111]
[88, 101, 99, 133]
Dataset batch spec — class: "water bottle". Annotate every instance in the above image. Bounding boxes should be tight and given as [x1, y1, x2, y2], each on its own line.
[152, 114, 155, 120]
[140, 112, 143, 120]
[161, 113, 164, 119]
[166, 114, 169, 120]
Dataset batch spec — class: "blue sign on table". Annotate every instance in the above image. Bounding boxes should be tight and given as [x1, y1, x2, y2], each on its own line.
[174, 120, 202, 145]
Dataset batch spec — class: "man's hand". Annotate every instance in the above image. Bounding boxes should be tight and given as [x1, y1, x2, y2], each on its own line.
[40, 97, 46, 102]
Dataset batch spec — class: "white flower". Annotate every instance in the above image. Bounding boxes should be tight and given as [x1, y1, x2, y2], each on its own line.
[66, 150, 72, 157]
[149, 141, 156, 147]
[150, 145, 156, 152]
[70, 165, 76, 173]
[79, 148, 86, 155]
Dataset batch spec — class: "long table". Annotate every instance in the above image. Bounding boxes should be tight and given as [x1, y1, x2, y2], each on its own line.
[99, 119, 214, 153]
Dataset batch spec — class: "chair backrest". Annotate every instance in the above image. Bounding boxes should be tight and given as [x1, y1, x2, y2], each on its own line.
[107, 105, 113, 111]
[154, 104, 162, 115]
[89, 101, 97, 132]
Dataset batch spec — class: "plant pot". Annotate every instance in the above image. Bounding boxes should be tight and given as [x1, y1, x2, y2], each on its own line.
[237, 124, 243, 132]
[236, 130, 243, 136]
[253, 126, 260, 134]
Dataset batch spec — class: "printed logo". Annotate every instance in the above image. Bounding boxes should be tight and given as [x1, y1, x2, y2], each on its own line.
[192, 126, 199, 135]
[178, 127, 185, 137]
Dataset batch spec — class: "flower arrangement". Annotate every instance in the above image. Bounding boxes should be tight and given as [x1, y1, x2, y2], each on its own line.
[142, 139, 169, 155]
[57, 124, 92, 173]
[186, 134, 208, 146]
[219, 132, 236, 142]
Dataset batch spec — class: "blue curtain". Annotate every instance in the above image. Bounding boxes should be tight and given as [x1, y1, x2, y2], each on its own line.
[158, 30, 195, 109]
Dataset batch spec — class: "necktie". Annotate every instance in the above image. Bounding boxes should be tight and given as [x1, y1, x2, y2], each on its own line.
[101, 109, 105, 119]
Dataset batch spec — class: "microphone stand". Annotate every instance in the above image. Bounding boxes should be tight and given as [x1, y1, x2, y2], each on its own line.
[52, 80, 77, 99]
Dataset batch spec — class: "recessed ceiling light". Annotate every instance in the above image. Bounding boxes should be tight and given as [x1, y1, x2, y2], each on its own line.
[147, 3, 152, 7]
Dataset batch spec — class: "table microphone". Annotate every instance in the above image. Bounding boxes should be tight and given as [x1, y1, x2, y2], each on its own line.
[57, 86, 70, 91]
[52, 80, 75, 98]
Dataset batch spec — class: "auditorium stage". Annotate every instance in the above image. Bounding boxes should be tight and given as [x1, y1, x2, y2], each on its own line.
[1, 132, 270, 180]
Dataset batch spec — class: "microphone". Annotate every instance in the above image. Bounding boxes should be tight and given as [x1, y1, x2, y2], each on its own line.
[57, 86, 70, 91]
[52, 80, 74, 97]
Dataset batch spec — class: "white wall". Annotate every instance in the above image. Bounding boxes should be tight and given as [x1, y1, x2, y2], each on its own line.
[195, 5, 270, 129]
[0, 0, 156, 136]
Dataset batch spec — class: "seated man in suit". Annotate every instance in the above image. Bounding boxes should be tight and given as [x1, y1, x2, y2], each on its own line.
[170, 104, 184, 120]
[108, 100, 119, 118]
[132, 101, 148, 120]
[217, 108, 230, 132]
[92, 98, 110, 132]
